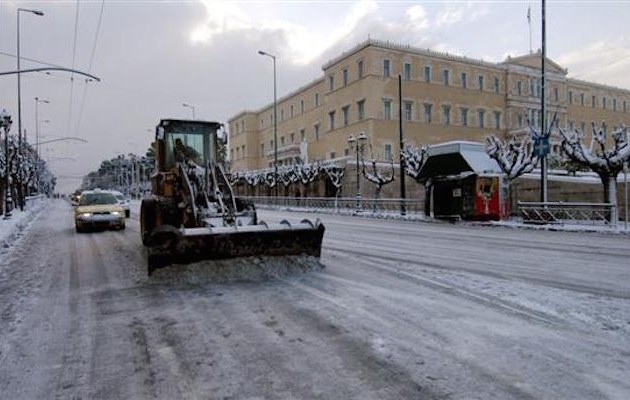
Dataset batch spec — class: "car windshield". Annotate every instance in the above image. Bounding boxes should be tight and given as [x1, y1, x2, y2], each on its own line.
[115, 195, 124, 201]
[79, 193, 118, 206]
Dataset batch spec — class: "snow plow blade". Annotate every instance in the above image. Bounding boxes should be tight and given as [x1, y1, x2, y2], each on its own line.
[146, 219, 325, 275]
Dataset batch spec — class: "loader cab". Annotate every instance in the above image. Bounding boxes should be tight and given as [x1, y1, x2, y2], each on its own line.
[156, 119, 224, 171]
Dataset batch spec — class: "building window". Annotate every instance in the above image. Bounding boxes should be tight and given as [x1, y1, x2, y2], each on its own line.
[581, 122, 586, 133]
[315, 92, 319, 107]
[553, 87, 558, 102]
[344, 148, 349, 157]
[384, 144, 392, 161]
[230, 149, 234, 160]
[358, 60, 364, 79]
[342, 105, 350, 126]
[357, 100, 365, 121]
[330, 152, 336, 159]
[404, 62, 411, 80]
[300, 129, 305, 142]
[592, 95, 596, 108]
[329, 75, 334, 91]
[328, 111, 335, 130]
[314, 124, 320, 140]
[517, 113, 523, 128]
[461, 72, 467, 88]
[280, 136, 285, 146]
[404, 101, 413, 121]
[613, 98, 617, 111]
[242, 145, 245, 158]
[517, 80, 522, 96]
[383, 99, 392, 120]
[478, 75, 484, 91]
[290, 105, 294, 118]
[290, 132, 295, 143]
[281, 109, 284, 121]
[494, 77, 500, 93]
[383, 59, 391, 77]
[580, 93, 584, 106]
[478, 110, 485, 128]
[494, 111, 501, 129]
[423, 103, 432, 123]
[260, 143, 264, 156]
[603, 97, 607, 109]
[300, 100, 305, 113]
[236, 147, 239, 159]
[442, 105, 451, 126]
[343, 68, 349, 86]
[424, 65, 431, 82]
[568, 91, 573, 104]
[443, 69, 450, 86]
[624, 100, 627, 113]
[460, 108, 468, 126]
[269, 139, 273, 149]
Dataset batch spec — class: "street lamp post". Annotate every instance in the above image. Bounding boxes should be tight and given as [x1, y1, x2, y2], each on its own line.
[182, 103, 196, 119]
[258, 50, 279, 197]
[17, 8, 44, 210]
[1, 109, 14, 219]
[347, 131, 367, 211]
[35, 97, 50, 194]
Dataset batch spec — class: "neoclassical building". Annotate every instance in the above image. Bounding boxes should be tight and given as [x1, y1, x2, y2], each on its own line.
[228, 39, 630, 172]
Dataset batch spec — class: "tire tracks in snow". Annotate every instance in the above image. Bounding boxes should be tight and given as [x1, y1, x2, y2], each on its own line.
[325, 242, 630, 301]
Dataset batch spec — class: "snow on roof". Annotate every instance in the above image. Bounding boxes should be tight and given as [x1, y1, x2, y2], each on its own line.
[420, 141, 501, 179]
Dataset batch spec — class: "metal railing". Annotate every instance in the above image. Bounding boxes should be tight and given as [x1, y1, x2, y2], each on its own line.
[518, 201, 617, 226]
[243, 196, 425, 215]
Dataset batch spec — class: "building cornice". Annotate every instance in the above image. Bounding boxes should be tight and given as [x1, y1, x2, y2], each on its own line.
[567, 77, 630, 95]
[322, 38, 505, 72]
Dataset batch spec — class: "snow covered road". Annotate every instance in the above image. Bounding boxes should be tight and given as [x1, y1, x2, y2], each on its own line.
[1, 200, 629, 399]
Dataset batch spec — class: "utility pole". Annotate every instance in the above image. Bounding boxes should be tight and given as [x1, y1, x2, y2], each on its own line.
[540, 0, 548, 203]
[398, 75, 406, 215]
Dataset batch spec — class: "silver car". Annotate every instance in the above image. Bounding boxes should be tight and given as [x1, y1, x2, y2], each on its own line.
[109, 190, 131, 218]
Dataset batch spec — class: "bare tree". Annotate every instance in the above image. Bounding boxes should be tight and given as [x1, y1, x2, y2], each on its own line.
[321, 164, 345, 198]
[361, 156, 394, 200]
[401, 144, 429, 182]
[559, 122, 630, 222]
[486, 135, 539, 180]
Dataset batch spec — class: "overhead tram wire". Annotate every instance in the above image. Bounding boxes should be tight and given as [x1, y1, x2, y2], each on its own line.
[66, 0, 81, 137]
[75, 0, 105, 138]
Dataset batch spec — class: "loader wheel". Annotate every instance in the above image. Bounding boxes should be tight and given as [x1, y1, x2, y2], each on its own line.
[140, 198, 157, 245]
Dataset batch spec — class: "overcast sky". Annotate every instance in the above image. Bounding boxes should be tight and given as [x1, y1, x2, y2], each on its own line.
[1, 0, 629, 193]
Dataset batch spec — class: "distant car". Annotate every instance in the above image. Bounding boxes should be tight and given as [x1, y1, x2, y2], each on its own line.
[75, 190, 126, 233]
[109, 190, 131, 218]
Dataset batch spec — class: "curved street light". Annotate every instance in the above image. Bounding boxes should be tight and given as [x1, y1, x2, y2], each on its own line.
[258, 50, 278, 196]
[0, 67, 100, 81]
[182, 103, 196, 119]
[38, 136, 88, 145]
[17, 7, 44, 211]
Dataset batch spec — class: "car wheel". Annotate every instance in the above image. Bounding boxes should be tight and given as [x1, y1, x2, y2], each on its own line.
[75, 225, 84, 233]
[125, 210, 130, 218]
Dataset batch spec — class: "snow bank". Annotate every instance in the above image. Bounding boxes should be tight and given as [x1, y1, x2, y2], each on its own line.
[148, 255, 325, 285]
[0, 198, 48, 253]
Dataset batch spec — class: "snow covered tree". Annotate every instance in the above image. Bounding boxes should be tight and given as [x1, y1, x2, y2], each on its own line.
[559, 122, 630, 223]
[293, 161, 321, 185]
[401, 144, 429, 182]
[321, 164, 345, 197]
[361, 156, 394, 200]
[486, 135, 539, 180]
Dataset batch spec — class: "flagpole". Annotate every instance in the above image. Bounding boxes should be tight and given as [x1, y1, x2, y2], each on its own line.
[528, 5, 532, 54]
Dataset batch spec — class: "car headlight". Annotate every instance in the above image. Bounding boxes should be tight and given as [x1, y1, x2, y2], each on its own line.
[77, 212, 92, 219]
[111, 211, 122, 216]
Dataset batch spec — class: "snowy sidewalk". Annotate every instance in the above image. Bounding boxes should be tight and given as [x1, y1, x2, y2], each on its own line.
[0, 197, 49, 252]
